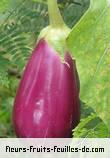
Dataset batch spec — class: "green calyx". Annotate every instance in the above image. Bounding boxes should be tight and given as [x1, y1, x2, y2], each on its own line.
[38, 26, 70, 56]
[38, 0, 71, 57]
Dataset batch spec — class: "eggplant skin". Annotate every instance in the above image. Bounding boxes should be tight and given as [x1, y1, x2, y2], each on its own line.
[13, 39, 80, 138]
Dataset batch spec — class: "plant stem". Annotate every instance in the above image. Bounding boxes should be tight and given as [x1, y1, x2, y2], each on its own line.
[47, 0, 65, 27]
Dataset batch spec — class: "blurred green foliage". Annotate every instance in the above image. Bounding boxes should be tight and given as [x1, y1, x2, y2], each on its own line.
[67, 0, 110, 134]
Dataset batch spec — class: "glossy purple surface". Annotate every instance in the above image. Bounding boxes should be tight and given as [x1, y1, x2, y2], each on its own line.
[13, 39, 80, 138]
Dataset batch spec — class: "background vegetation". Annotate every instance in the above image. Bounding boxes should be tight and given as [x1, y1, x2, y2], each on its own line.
[0, 0, 110, 138]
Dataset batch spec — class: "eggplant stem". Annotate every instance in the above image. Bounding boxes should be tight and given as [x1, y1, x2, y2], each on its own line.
[47, 0, 65, 27]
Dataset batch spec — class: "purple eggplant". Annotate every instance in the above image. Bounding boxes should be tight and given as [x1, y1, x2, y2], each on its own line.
[13, 39, 80, 138]
[13, 0, 80, 138]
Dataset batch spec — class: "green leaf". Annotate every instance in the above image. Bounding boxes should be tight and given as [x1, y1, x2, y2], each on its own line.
[67, 0, 110, 130]
[73, 113, 110, 138]
[73, 102, 110, 138]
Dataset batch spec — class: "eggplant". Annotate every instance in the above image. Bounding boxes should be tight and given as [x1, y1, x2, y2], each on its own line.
[13, 0, 80, 138]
